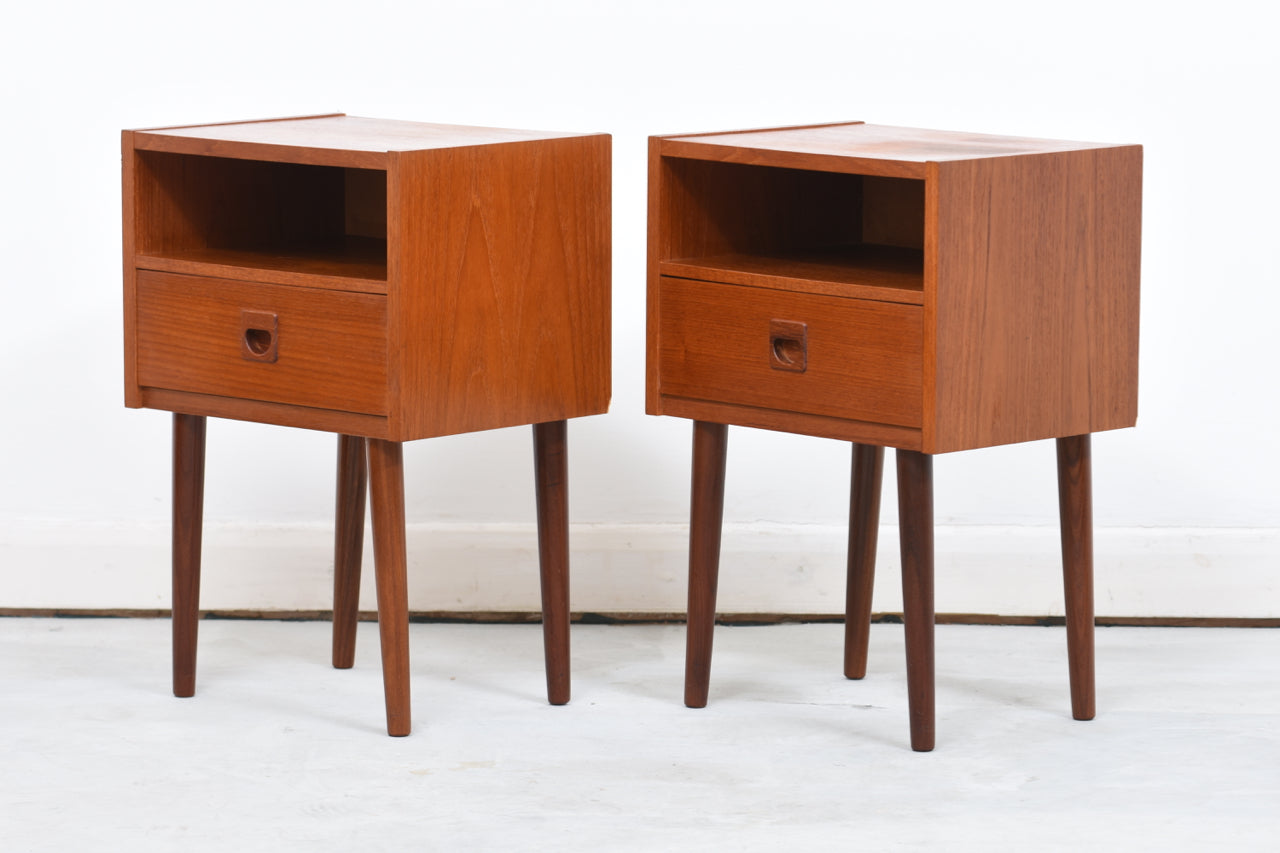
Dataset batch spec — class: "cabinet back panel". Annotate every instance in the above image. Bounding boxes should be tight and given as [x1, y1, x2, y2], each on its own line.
[659, 158, 862, 259]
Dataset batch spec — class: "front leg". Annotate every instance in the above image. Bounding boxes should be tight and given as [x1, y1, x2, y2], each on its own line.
[896, 449, 935, 752]
[685, 421, 729, 708]
[367, 439, 410, 737]
[172, 414, 207, 699]
[533, 420, 571, 706]
[1057, 434, 1096, 721]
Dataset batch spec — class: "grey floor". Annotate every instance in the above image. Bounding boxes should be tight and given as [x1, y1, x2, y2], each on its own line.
[3, 618, 1277, 851]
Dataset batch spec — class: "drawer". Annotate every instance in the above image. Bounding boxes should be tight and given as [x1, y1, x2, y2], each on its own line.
[658, 276, 922, 428]
[135, 270, 388, 415]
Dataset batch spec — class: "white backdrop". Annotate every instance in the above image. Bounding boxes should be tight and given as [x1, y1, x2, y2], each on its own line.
[1, 0, 1276, 616]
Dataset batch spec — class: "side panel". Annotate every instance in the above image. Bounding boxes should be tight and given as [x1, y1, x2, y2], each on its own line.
[389, 136, 611, 440]
[122, 131, 140, 407]
[928, 148, 1141, 452]
[645, 137, 664, 414]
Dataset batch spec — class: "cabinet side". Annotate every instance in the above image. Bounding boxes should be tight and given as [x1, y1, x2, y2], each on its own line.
[646, 137, 665, 414]
[388, 136, 611, 440]
[122, 131, 141, 408]
[928, 147, 1141, 453]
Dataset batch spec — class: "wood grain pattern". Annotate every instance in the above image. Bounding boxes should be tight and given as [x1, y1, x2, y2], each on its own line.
[367, 439, 410, 737]
[533, 420, 571, 706]
[645, 137, 665, 415]
[1057, 434, 1096, 721]
[659, 396, 922, 450]
[660, 245, 923, 304]
[171, 414, 206, 699]
[648, 124, 1140, 454]
[332, 434, 367, 670]
[135, 150, 346, 255]
[124, 116, 612, 737]
[659, 139, 927, 180]
[659, 277, 923, 428]
[928, 147, 1142, 452]
[138, 389, 389, 438]
[649, 122, 1140, 751]
[136, 245, 387, 293]
[658, 157, 864, 261]
[684, 421, 728, 709]
[133, 115, 591, 169]
[843, 443, 884, 680]
[122, 132, 140, 407]
[135, 271, 387, 415]
[662, 122, 1132, 170]
[387, 135, 611, 440]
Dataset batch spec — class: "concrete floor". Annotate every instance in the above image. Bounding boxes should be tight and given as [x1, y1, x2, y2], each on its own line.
[2, 618, 1277, 851]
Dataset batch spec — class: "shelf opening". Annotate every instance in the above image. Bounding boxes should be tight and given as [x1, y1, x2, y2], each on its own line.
[133, 151, 388, 283]
[659, 158, 924, 301]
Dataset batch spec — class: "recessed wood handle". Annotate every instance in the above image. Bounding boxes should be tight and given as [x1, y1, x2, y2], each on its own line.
[769, 319, 807, 373]
[241, 310, 278, 363]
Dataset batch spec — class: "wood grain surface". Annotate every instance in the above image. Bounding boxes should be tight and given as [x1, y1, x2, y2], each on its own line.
[387, 134, 610, 440]
[658, 277, 923, 428]
[135, 270, 387, 415]
[123, 116, 612, 738]
[648, 126, 1140, 454]
[133, 114, 591, 169]
[927, 146, 1141, 452]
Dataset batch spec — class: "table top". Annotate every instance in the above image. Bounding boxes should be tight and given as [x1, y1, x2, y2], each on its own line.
[128, 114, 603, 168]
[660, 121, 1134, 164]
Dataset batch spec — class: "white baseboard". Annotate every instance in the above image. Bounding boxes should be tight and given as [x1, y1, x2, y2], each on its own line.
[2, 520, 1277, 618]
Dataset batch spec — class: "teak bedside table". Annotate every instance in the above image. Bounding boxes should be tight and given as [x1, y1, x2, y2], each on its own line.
[122, 114, 610, 736]
[646, 121, 1141, 750]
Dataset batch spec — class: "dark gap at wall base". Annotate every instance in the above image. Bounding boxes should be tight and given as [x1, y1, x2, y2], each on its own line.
[1, 608, 1277, 629]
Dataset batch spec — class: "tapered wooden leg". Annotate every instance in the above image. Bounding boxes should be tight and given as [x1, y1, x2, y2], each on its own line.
[332, 435, 368, 670]
[685, 421, 729, 709]
[844, 443, 885, 679]
[1057, 434, 1096, 721]
[367, 439, 411, 737]
[897, 449, 935, 752]
[172, 413, 206, 699]
[533, 420, 571, 706]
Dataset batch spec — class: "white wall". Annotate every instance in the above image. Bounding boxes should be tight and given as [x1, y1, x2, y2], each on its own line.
[1, 0, 1276, 617]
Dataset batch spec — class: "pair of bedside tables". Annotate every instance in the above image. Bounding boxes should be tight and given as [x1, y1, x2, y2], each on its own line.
[122, 115, 1140, 750]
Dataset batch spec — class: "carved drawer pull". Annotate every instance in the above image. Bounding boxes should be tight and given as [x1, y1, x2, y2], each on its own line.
[241, 309, 278, 363]
[769, 319, 807, 373]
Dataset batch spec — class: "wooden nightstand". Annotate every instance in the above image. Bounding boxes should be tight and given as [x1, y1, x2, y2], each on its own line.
[123, 114, 610, 736]
[646, 121, 1141, 750]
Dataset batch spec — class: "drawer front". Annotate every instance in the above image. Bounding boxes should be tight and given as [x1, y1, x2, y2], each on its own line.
[658, 277, 922, 427]
[136, 271, 388, 415]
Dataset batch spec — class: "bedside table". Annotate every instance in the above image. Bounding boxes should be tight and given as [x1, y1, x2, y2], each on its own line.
[646, 121, 1141, 750]
[123, 114, 611, 736]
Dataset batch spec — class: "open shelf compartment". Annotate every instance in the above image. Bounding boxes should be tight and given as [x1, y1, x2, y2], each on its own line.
[132, 151, 388, 291]
[657, 156, 925, 304]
